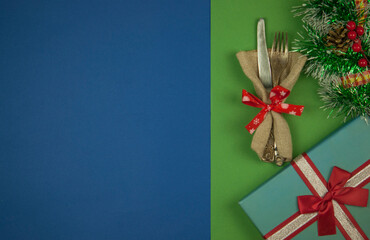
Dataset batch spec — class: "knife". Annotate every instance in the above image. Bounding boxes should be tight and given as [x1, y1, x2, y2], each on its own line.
[257, 18, 272, 91]
[257, 19, 276, 163]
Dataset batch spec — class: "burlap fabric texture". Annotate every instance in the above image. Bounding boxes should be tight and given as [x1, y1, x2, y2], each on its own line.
[236, 50, 307, 163]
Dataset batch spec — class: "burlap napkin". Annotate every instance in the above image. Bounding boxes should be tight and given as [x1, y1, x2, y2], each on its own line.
[237, 50, 307, 163]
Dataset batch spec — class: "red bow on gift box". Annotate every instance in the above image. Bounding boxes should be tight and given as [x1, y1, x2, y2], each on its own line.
[242, 86, 304, 134]
[298, 166, 369, 236]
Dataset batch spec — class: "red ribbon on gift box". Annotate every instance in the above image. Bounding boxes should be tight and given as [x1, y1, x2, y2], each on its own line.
[242, 86, 304, 134]
[264, 154, 370, 240]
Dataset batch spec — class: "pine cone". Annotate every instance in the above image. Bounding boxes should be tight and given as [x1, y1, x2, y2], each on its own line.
[324, 26, 351, 56]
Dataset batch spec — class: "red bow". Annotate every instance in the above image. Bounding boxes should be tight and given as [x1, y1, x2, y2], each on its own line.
[298, 167, 369, 236]
[242, 86, 304, 134]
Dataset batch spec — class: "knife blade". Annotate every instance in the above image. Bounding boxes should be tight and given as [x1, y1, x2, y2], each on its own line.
[258, 19, 276, 164]
[257, 18, 272, 91]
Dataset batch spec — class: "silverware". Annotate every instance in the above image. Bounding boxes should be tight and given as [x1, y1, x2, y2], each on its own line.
[267, 32, 290, 166]
[270, 32, 289, 86]
[257, 19, 275, 163]
[257, 19, 272, 91]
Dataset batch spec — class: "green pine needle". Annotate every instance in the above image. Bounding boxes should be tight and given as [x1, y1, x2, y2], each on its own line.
[293, 0, 370, 120]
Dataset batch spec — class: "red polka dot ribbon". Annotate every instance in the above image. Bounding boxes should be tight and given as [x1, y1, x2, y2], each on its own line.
[242, 86, 304, 134]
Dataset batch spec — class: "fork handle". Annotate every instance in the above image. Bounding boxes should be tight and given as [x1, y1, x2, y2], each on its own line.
[272, 68, 283, 86]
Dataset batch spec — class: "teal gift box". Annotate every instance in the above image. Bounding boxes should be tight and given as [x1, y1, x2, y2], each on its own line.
[240, 117, 370, 240]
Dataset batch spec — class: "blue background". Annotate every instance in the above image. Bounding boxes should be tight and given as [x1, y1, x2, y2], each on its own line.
[0, 1, 210, 239]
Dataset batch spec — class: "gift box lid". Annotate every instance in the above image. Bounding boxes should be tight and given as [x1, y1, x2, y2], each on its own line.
[239, 117, 370, 240]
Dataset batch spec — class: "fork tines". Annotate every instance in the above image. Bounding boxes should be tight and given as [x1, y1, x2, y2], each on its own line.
[272, 32, 288, 54]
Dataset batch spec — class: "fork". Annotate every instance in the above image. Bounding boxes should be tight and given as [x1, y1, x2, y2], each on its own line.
[270, 32, 289, 86]
[262, 32, 290, 166]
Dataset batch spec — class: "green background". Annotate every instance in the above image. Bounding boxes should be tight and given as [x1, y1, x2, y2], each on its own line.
[211, 0, 344, 239]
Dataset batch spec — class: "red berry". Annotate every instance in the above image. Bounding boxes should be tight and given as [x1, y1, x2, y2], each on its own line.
[352, 43, 362, 52]
[358, 58, 368, 67]
[346, 21, 357, 30]
[347, 31, 357, 40]
[356, 26, 365, 36]
[354, 38, 362, 44]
